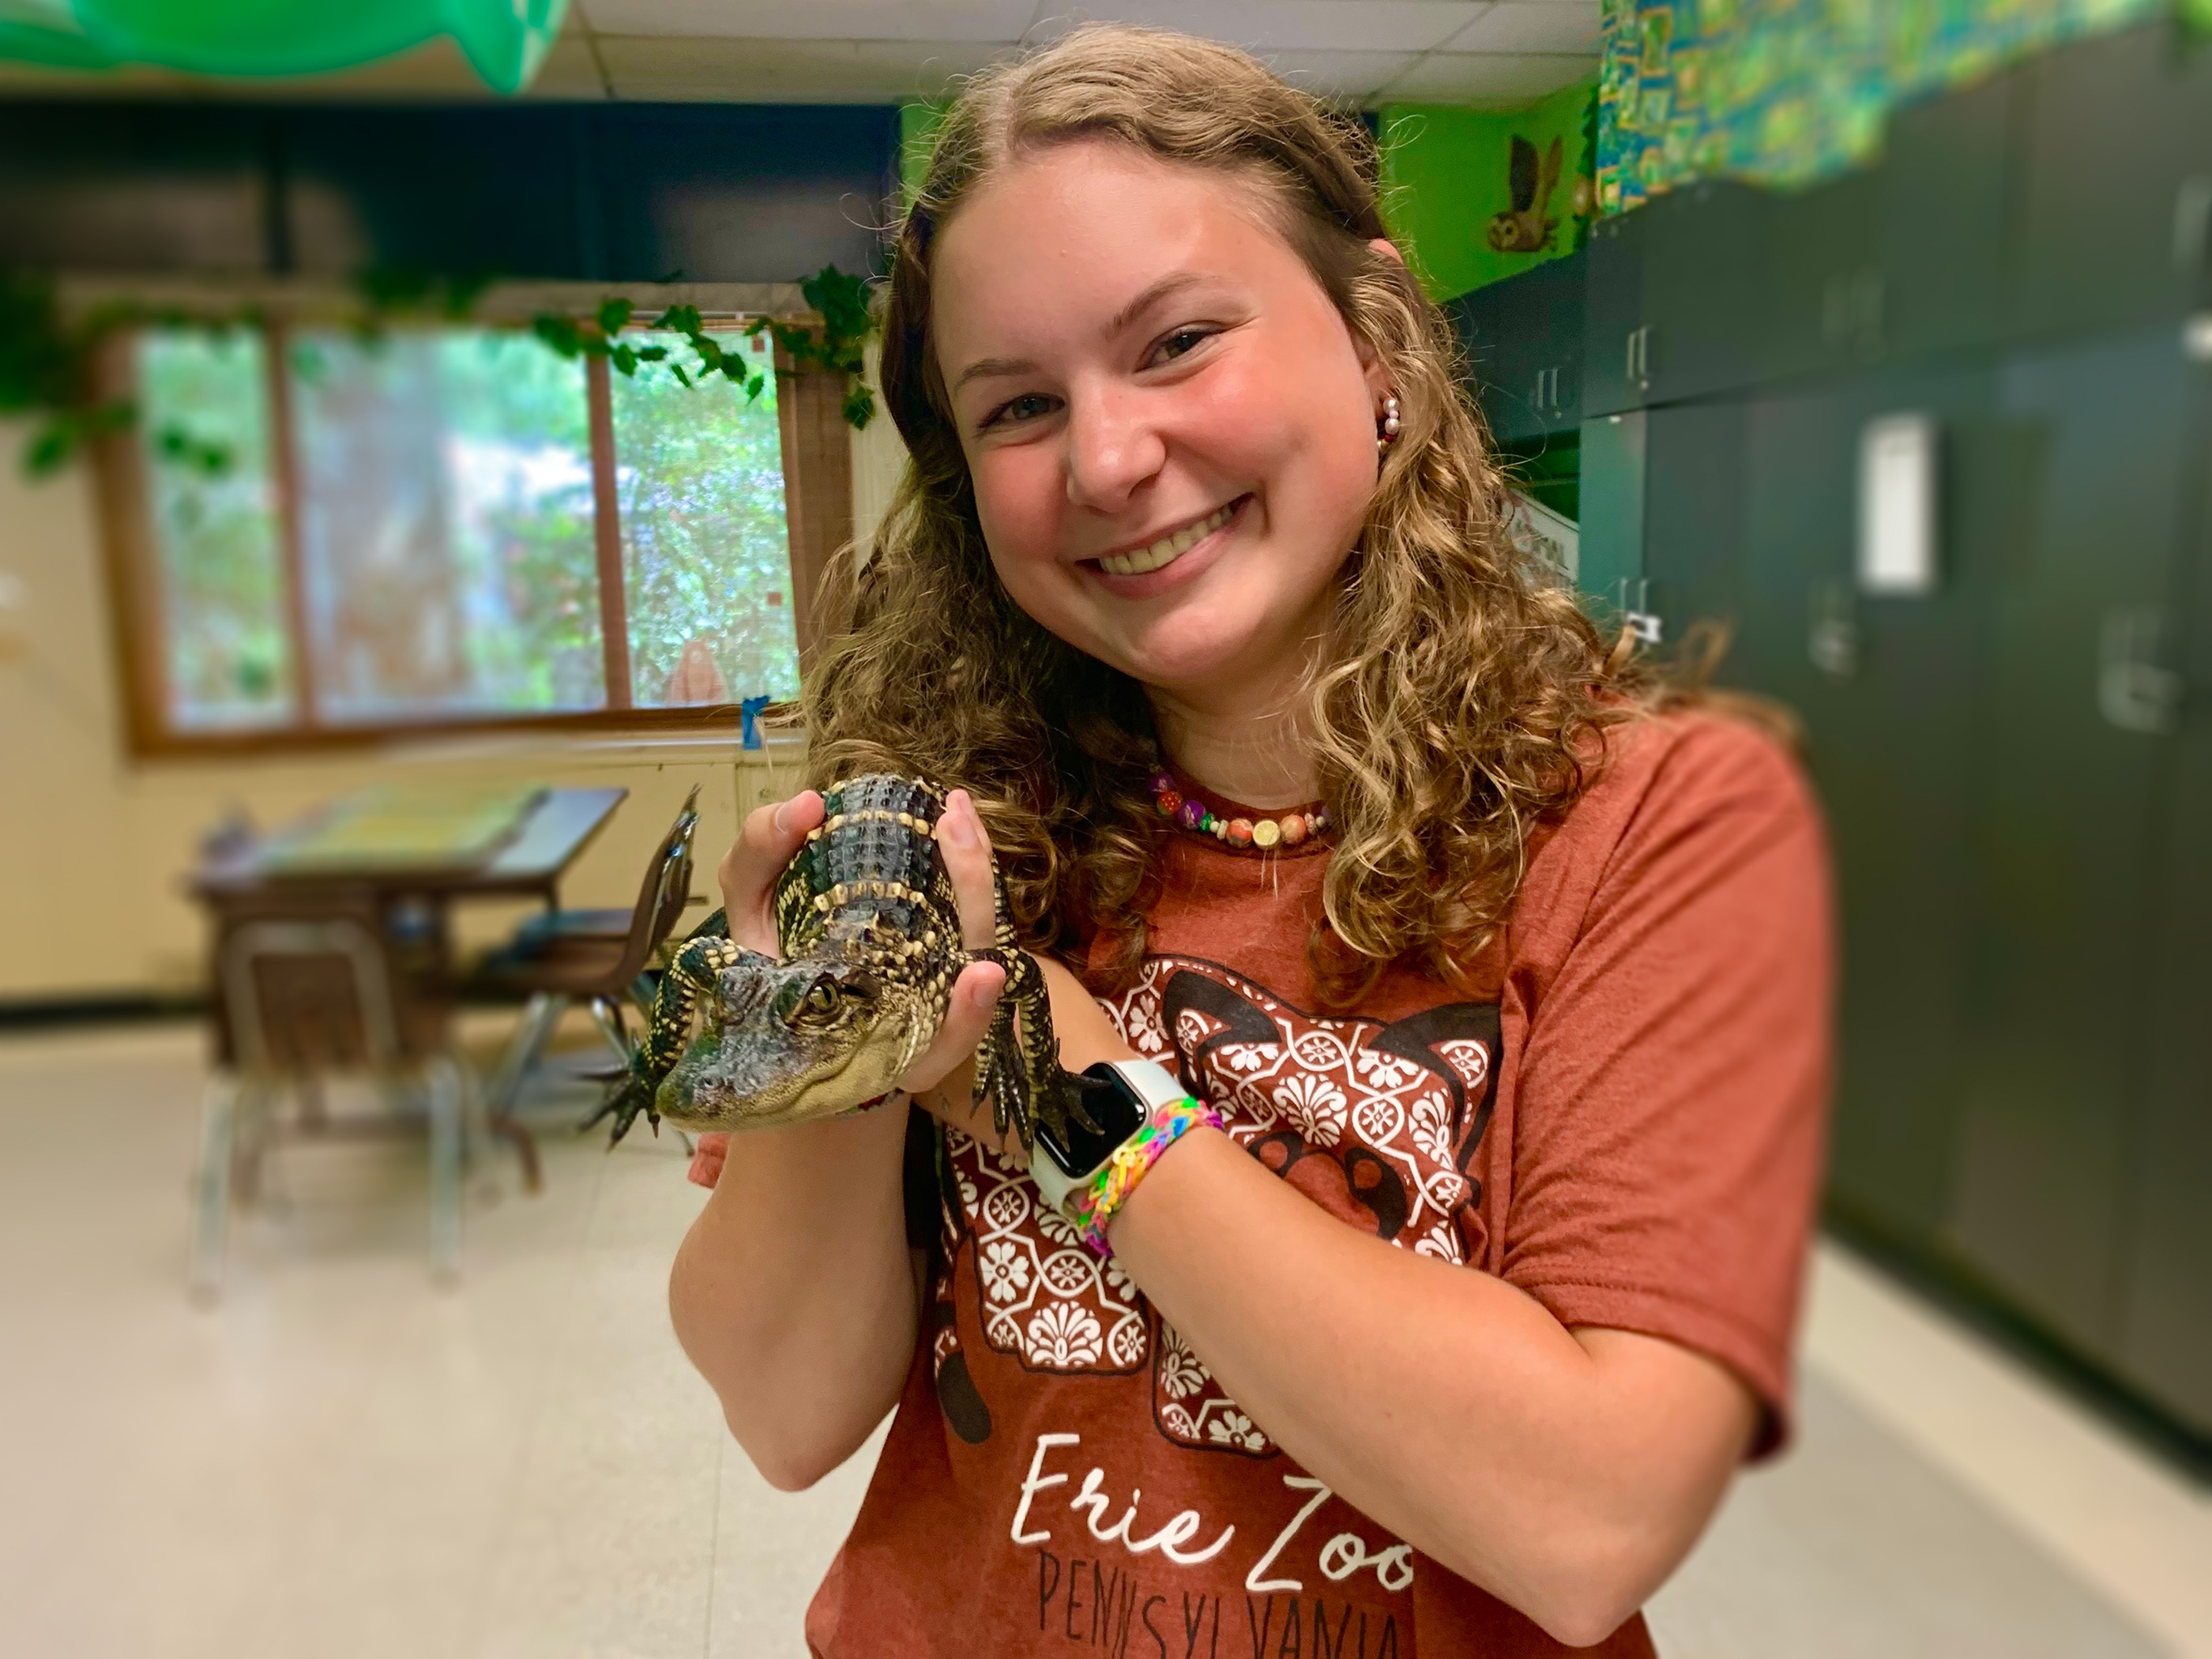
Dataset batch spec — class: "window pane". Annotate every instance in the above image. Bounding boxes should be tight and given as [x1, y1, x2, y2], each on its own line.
[137, 328, 291, 730]
[609, 332, 798, 708]
[289, 329, 598, 723]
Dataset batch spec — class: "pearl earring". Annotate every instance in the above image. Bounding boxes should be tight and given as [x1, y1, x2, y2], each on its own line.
[1376, 393, 1401, 450]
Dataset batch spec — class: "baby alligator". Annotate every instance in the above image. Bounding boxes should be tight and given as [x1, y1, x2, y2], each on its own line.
[588, 774, 1097, 1152]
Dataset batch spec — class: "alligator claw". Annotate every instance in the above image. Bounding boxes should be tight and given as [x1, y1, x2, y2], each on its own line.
[582, 1068, 660, 1146]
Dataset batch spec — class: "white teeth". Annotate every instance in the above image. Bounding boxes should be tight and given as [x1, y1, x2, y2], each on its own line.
[1097, 502, 1235, 577]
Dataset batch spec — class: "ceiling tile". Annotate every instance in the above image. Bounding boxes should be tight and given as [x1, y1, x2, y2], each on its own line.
[1379, 50, 1590, 105]
[1439, 2, 1599, 55]
[597, 35, 1005, 102]
[1255, 47, 1426, 100]
[1031, 2, 1486, 55]
[580, 0, 1035, 44]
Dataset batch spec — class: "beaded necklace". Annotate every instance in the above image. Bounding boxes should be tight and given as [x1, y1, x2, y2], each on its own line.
[1149, 768, 1331, 850]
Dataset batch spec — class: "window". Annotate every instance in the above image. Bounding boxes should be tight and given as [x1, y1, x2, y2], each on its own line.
[101, 304, 844, 754]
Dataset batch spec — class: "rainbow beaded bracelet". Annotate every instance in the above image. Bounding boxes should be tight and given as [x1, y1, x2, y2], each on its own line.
[1061, 1097, 1224, 1255]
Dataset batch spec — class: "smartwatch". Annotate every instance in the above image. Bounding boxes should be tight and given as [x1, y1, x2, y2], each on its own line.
[1029, 1058, 1189, 1213]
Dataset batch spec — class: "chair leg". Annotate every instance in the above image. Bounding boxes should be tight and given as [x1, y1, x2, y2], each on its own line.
[427, 1058, 465, 1285]
[586, 996, 631, 1064]
[188, 1074, 243, 1304]
[461, 1051, 542, 1198]
[483, 991, 567, 1119]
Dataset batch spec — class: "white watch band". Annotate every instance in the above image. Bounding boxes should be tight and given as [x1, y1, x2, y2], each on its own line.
[1030, 1058, 1189, 1213]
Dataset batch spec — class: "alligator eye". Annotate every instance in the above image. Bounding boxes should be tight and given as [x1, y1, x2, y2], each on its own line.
[775, 973, 845, 1031]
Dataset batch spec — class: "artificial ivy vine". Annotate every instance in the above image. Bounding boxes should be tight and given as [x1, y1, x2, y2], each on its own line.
[531, 265, 878, 431]
[0, 269, 229, 477]
[0, 261, 878, 479]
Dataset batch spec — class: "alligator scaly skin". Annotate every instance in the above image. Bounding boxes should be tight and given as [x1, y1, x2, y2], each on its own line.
[587, 775, 1093, 1153]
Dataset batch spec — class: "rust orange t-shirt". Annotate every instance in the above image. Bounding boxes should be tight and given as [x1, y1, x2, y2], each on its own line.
[699, 712, 1833, 1657]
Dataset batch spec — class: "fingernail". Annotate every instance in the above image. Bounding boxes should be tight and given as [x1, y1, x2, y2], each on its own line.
[771, 801, 791, 835]
[967, 973, 999, 1010]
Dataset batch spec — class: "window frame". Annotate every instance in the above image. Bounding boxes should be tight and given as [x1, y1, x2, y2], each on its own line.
[91, 283, 852, 758]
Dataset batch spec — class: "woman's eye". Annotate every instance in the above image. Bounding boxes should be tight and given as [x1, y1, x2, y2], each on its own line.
[981, 393, 1058, 431]
[1151, 328, 1215, 366]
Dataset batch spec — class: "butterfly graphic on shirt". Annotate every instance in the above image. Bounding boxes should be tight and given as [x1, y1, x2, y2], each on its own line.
[927, 955, 1499, 1454]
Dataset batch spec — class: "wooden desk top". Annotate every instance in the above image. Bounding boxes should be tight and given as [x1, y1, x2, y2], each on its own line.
[194, 785, 629, 901]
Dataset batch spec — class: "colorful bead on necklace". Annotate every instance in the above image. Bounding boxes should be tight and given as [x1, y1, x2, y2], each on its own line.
[1149, 769, 1330, 850]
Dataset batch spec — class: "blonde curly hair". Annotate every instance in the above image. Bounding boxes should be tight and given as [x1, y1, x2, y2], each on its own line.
[803, 24, 1654, 1003]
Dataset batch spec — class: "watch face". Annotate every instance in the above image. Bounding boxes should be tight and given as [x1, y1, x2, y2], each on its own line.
[1034, 1063, 1149, 1178]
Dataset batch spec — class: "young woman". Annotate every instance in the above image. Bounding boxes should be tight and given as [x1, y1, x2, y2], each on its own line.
[670, 27, 1829, 1657]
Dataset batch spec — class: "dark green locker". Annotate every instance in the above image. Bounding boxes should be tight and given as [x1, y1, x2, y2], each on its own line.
[1639, 400, 1748, 647]
[2119, 365, 2212, 1435]
[1581, 185, 1770, 418]
[1946, 327, 2199, 1354]
[1445, 250, 1586, 447]
[1760, 166, 1887, 385]
[2014, 20, 2212, 340]
[1581, 209, 1648, 417]
[1879, 66, 2026, 360]
[1730, 366, 2001, 1246]
[1638, 181, 1770, 406]
[1577, 409, 1646, 611]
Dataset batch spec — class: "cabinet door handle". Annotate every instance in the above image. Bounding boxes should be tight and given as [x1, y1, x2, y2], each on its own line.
[2098, 606, 2183, 733]
[1625, 325, 1653, 392]
[2176, 177, 2212, 277]
[1809, 579, 1859, 679]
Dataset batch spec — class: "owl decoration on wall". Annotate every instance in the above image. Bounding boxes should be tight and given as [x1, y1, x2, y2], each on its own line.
[1486, 134, 1564, 254]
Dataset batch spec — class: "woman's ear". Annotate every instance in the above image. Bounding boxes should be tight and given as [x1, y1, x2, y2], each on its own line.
[1355, 239, 1408, 393]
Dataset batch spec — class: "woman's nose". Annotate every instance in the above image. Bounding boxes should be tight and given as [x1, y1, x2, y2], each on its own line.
[1063, 385, 1166, 514]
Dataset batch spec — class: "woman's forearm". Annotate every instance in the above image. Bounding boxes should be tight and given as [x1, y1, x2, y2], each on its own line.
[668, 1100, 919, 1491]
[1109, 1132, 1752, 1646]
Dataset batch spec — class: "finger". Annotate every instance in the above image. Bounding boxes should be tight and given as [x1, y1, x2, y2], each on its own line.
[899, 958, 1005, 1098]
[716, 789, 823, 956]
[936, 790, 1001, 950]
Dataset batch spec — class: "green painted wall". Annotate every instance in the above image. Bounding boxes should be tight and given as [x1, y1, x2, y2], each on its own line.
[1379, 77, 1595, 302]
[900, 101, 944, 202]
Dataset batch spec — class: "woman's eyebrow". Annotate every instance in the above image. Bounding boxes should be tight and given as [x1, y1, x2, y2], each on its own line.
[1102, 271, 1218, 340]
[948, 272, 1227, 397]
[950, 355, 1037, 396]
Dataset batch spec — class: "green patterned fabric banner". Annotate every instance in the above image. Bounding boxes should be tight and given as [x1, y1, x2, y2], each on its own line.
[1597, 0, 2169, 213]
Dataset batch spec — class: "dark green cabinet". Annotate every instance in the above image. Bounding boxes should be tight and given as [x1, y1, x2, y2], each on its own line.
[1581, 210, 1648, 416]
[2116, 368, 2212, 1434]
[1445, 250, 1585, 447]
[1760, 166, 1887, 384]
[2015, 21, 2212, 339]
[1581, 184, 1770, 416]
[1879, 68, 2025, 359]
[1730, 367, 2002, 1246]
[1639, 181, 1770, 405]
[1639, 400, 1749, 643]
[1946, 329, 2199, 1356]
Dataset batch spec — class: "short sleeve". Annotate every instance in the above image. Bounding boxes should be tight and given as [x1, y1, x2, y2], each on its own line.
[1501, 717, 1833, 1457]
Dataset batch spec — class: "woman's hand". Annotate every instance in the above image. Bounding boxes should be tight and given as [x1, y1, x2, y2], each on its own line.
[717, 786, 1010, 1101]
[898, 800, 1140, 1158]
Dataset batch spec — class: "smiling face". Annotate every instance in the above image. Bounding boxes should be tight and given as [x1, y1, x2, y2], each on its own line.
[930, 140, 1390, 713]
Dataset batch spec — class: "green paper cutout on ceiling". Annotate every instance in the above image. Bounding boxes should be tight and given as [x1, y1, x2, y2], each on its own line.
[1595, 0, 2169, 214]
[0, 0, 569, 93]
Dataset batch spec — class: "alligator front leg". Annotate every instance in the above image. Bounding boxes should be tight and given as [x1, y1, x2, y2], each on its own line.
[585, 923, 743, 1146]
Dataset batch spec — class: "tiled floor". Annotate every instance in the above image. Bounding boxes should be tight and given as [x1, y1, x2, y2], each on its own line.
[2, 1021, 2206, 1658]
